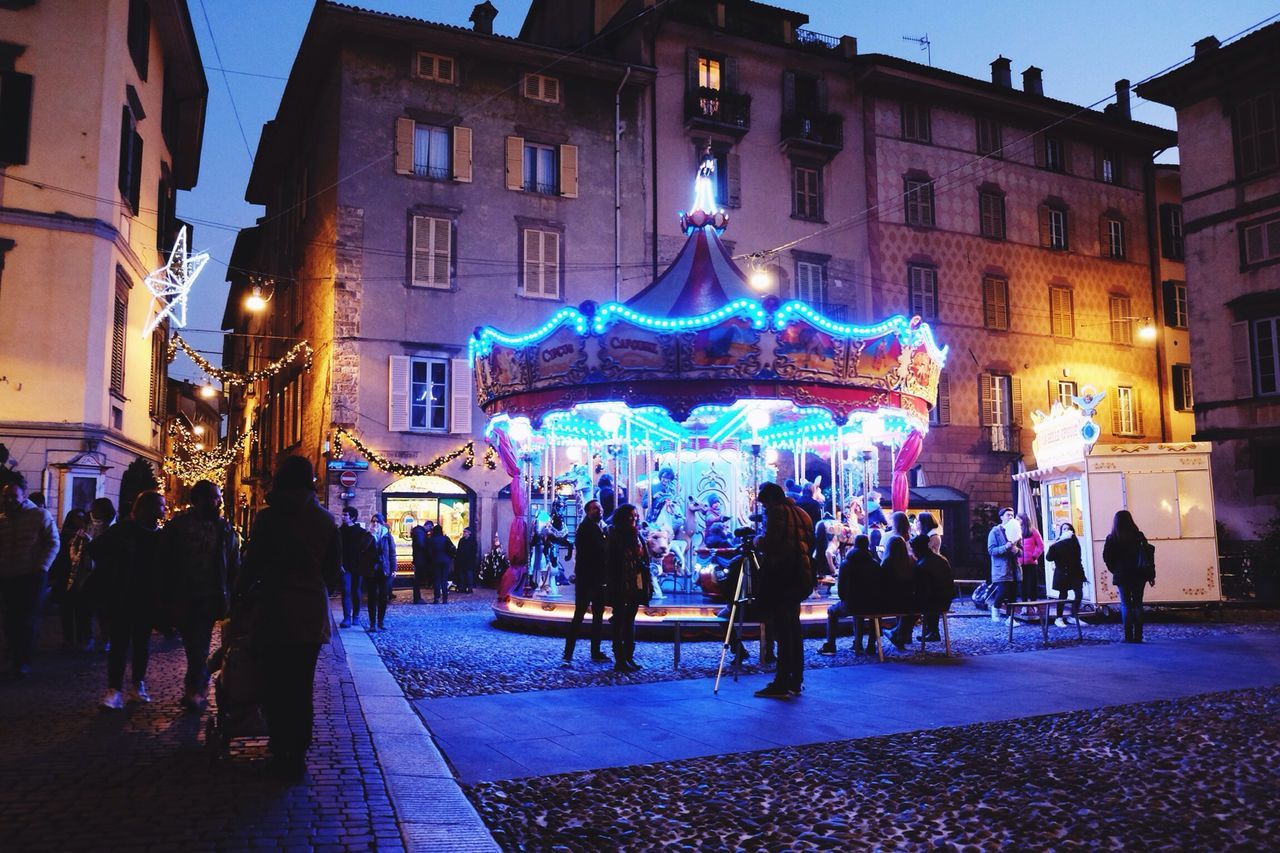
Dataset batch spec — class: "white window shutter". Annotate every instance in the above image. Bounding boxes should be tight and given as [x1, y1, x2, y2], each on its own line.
[388, 355, 410, 431]
[453, 126, 472, 182]
[394, 117, 415, 175]
[523, 229, 539, 295]
[544, 231, 560, 297]
[543, 75, 560, 103]
[559, 143, 578, 197]
[450, 358, 473, 434]
[505, 135, 524, 191]
[433, 218, 450, 288]
[1231, 320, 1252, 398]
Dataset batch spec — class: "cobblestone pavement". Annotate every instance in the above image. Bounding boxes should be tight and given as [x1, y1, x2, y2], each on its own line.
[467, 686, 1280, 851]
[370, 587, 1280, 700]
[0, 605, 403, 852]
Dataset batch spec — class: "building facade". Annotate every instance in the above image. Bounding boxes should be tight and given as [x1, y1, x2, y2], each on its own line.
[1138, 25, 1280, 540]
[0, 0, 206, 521]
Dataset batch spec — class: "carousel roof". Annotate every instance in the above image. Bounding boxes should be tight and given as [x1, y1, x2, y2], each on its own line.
[625, 225, 755, 317]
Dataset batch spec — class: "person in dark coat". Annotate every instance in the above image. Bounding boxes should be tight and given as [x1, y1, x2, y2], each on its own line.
[597, 474, 616, 521]
[49, 508, 88, 649]
[426, 524, 457, 604]
[883, 536, 918, 649]
[1102, 510, 1153, 643]
[987, 507, 1021, 621]
[409, 518, 431, 603]
[338, 507, 374, 628]
[238, 455, 341, 780]
[795, 482, 823, 530]
[753, 482, 814, 698]
[366, 513, 396, 630]
[911, 530, 954, 643]
[1047, 522, 1085, 626]
[563, 500, 610, 665]
[454, 527, 479, 593]
[91, 491, 165, 710]
[818, 534, 881, 656]
[606, 503, 650, 672]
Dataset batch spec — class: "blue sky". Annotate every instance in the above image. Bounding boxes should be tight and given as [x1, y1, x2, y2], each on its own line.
[173, 0, 1280, 379]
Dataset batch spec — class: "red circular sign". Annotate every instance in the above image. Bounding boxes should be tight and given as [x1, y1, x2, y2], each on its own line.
[338, 470, 358, 489]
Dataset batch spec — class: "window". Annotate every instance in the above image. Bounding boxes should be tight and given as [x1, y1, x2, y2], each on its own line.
[1234, 91, 1277, 178]
[127, 0, 150, 80]
[416, 52, 455, 83]
[929, 371, 950, 426]
[982, 276, 1009, 331]
[980, 373, 1021, 451]
[695, 54, 723, 117]
[901, 102, 931, 142]
[904, 178, 934, 227]
[985, 374, 1012, 425]
[155, 174, 175, 252]
[111, 271, 129, 397]
[908, 265, 937, 320]
[410, 215, 451, 289]
[1049, 286, 1074, 337]
[1104, 218, 1125, 259]
[1163, 281, 1188, 329]
[148, 329, 165, 419]
[1109, 295, 1133, 344]
[1172, 364, 1194, 411]
[1113, 386, 1143, 436]
[118, 106, 143, 214]
[1040, 203, 1069, 250]
[522, 227, 561, 299]
[795, 260, 826, 303]
[976, 117, 1002, 156]
[0, 69, 34, 166]
[413, 124, 450, 179]
[1160, 204, 1184, 260]
[701, 145, 739, 209]
[1099, 150, 1120, 184]
[1043, 136, 1065, 172]
[979, 191, 1005, 239]
[280, 376, 303, 448]
[1254, 316, 1280, 396]
[523, 142, 558, 195]
[792, 163, 822, 220]
[1055, 379, 1078, 410]
[410, 358, 448, 432]
[1242, 215, 1280, 266]
[523, 72, 560, 104]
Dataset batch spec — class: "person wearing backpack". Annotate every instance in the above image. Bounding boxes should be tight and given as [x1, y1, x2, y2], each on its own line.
[1102, 510, 1155, 643]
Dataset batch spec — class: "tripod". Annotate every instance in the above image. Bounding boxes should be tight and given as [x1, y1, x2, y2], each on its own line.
[714, 536, 762, 694]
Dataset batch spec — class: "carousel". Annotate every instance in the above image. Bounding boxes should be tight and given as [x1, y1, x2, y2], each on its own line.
[473, 152, 948, 633]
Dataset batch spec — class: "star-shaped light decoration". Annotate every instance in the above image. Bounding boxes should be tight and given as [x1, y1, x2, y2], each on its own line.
[142, 226, 209, 337]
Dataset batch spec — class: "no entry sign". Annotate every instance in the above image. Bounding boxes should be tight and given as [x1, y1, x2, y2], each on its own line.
[338, 470, 358, 489]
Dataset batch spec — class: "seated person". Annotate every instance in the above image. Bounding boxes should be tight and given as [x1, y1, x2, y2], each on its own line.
[882, 537, 918, 650]
[911, 531, 954, 643]
[819, 535, 882, 656]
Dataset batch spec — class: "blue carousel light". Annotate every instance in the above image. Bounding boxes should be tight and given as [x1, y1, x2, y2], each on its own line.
[591, 298, 769, 334]
[469, 307, 590, 363]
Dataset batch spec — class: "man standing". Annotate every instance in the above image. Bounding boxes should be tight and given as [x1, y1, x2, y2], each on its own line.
[338, 507, 374, 628]
[0, 475, 59, 680]
[753, 482, 813, 699]
[427, 524, 457, 604]
[409, 518, 431, 604]
[987, 507, 1021, 621]
[163, 480, 239, 712]
[563, 500, 610, 666]
[454, 527, 478, 594]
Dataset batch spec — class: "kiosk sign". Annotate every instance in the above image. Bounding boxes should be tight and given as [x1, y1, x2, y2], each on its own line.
[1030, 401, 1101, 471]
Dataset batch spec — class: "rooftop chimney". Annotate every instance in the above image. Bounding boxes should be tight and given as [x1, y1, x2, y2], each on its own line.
[470, 1, 498, 35]
[991, 55, 1012, 88]
[1114, 79, 1131, 119]
[1022, 65, 1043, 97]
[1193, 35, 1220, 58]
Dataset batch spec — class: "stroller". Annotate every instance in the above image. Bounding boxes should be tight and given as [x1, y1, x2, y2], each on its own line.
[204, 592, 268, 764]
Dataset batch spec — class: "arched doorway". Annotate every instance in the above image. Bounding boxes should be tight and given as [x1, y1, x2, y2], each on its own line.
[382, 474, 475, 556]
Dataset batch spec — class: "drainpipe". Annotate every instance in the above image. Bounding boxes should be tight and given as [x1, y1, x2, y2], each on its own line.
[615, 65, 632, 303]
[1144, 154, 1170, 442]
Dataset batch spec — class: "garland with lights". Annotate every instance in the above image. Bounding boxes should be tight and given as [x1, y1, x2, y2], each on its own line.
[167, 334, 314, 386]
[331, 427, 498, 477]
[164, 425, 255, 485]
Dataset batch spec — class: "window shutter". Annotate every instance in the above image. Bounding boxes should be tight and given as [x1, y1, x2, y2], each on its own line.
[452, 126, 472, 182]
[544, 231, 560, 297]
[1110, 390, 1123, 435]
[436, 56, 455, 83]
[450, 358, 473, 434]
[524, 74, 540, 99]
[1134, 390, 1144, 436]
[1038, 204, 1050, 247]
[128, 129, 143, 212]
[686, 48, 699, 91]
[979, 375, 994, 426]
[725, 56, 738, 93]
[559, 143, 578, 198]
[1099, 216, 1110, 258]
[1231, 320, 1252, 398]
[936, 371, 950, 425]
[505, 135, 524, 191]
[1094, 148, 1105, 181]
[388, 356, 410, 431]
[543, 76, 560, 103]
[816, 77, 828, 112]
[111, 295, 127, 393]
[0, 71, 34, 165]
[1011, 376, 1023, 425]
[1172, 368, 1186, 412]
[432, 218, 451, 287]
[1161, 280, 1176, 325]
[524, 229, 539, 295]
[394, 117, 415, 175]
[782, 71, 796, 113]
[726, 152, 741, 207]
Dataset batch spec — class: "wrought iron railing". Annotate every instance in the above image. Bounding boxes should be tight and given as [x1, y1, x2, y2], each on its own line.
[795, 28, 840, 51]
[685, 87, 752, 130]
[988, 424, 1021, 453]
[780, 111, 844, 149]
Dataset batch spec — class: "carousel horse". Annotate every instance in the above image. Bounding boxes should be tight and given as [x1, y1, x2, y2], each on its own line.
[683, 496, 710, 553]
[530, 514, 572, 596]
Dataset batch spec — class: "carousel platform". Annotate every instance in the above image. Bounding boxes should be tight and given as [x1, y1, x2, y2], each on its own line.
[492, 586, 836, 638]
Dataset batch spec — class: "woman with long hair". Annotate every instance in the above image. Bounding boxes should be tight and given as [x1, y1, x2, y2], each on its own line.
[1018, 513, 1046, 599]
[1102, 510, 1153, 643]
[1046, 522, 1085, 627]
[606, 504, 651, 672]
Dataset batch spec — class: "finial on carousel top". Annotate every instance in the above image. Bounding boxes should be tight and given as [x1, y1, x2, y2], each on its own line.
[679, 141, 729, 235]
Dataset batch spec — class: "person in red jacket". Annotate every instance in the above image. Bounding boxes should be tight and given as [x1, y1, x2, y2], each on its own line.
[1018, 513, 1046, 600]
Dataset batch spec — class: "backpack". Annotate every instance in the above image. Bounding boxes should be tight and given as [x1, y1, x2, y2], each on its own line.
[971, 581, 994, 610]
[1136, 538, 1156, 582]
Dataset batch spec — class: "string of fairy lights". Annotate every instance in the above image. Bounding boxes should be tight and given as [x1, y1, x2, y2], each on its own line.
[331, 427, 498, 477]
[167, 333, 313, 386]
[164, 421, 256, 485]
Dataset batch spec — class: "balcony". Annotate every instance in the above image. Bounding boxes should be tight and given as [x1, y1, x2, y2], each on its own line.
[794, 28, 841, 54]
[685, 87, 751, 137]
[781, 111, 844, 154]
[987, 424, 1021, 454]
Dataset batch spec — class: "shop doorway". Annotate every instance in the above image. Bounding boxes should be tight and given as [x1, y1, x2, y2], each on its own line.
[382, 475, 475, 569]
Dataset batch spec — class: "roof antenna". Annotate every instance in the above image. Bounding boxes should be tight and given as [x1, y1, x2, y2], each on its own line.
[902, 33, 932, 67]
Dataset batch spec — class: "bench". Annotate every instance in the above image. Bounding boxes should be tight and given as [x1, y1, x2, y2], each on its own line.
[667, 616, 767, 669]
[999, 598, 1084, 645]
[832, 611, 953, 662]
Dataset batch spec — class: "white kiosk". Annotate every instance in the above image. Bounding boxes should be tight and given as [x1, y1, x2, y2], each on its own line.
[1016, 400, 1221, 609]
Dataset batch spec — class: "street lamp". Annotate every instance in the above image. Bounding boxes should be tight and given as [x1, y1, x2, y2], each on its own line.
[244, 277, 275, 313]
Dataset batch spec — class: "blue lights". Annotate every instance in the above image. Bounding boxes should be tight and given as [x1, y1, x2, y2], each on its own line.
[592, 299, 769, 334]
[469, 307, 589, 363]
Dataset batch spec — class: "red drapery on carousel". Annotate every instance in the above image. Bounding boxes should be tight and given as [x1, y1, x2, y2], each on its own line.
[891, 430, 924, 512]
[490, 429, 529, 598]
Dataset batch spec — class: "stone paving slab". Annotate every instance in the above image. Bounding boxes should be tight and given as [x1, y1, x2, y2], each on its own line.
[422, 628, 1280, 783]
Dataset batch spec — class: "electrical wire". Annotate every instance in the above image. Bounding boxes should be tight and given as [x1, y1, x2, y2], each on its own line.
[196, 0, 255, 164]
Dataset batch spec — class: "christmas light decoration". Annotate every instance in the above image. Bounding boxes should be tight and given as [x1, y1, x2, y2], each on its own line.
[164, 422, 254, 485]
[331, 427, 485, 477]
[167, 334, 314, 386]
[143, 227, 208, 337]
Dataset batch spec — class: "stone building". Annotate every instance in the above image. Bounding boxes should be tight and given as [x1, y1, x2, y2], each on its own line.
[221, 1, 652, 541]
[1138, 24, 1280, 540]
[0, 0, 206, 520]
